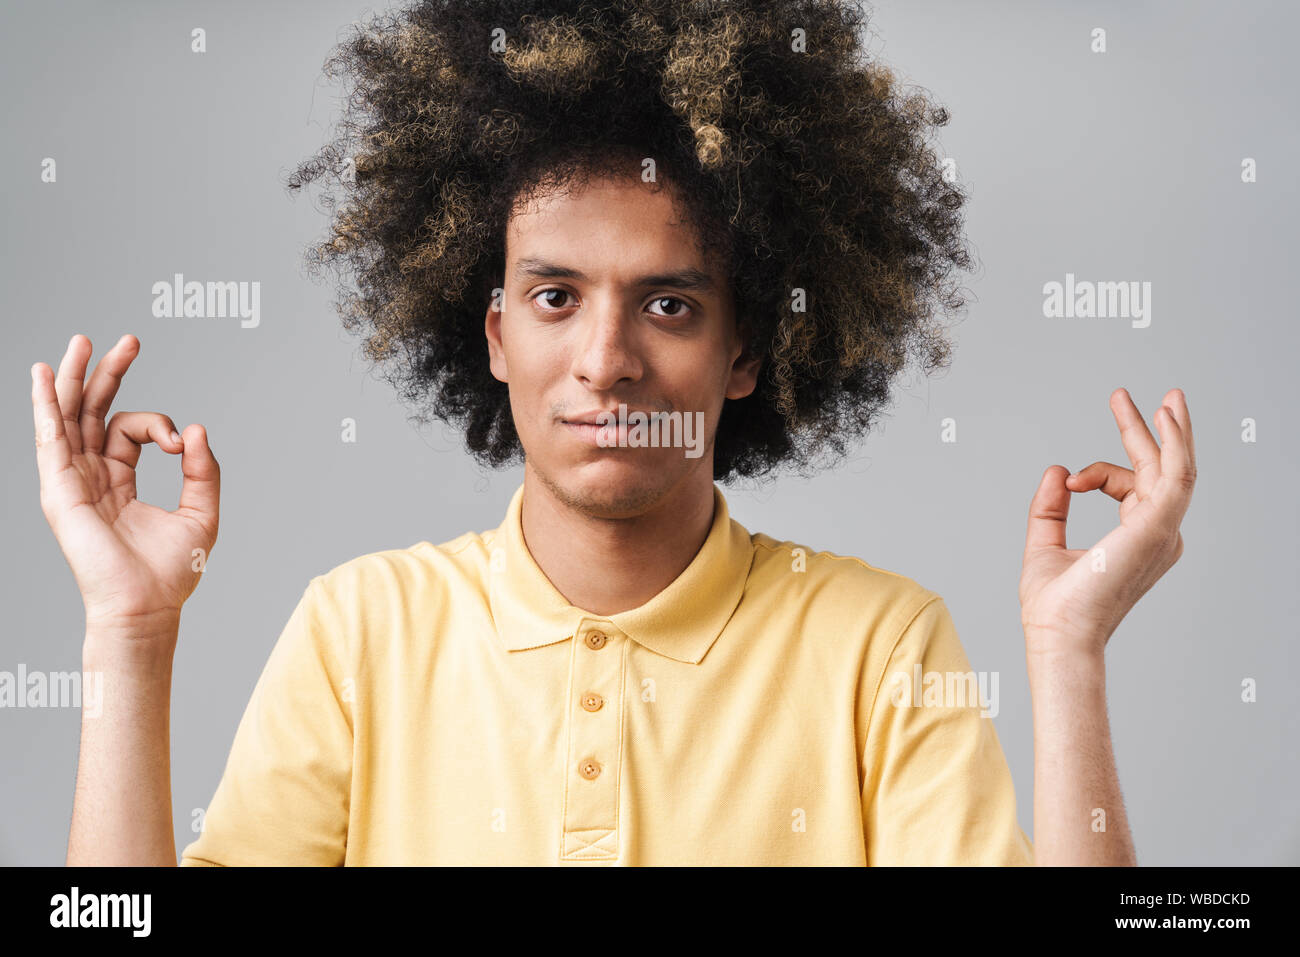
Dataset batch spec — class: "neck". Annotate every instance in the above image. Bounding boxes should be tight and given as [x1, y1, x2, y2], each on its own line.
[519, 462, 717, 616]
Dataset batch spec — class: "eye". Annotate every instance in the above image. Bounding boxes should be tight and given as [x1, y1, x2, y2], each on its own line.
[532, 288, 574, 311]
[648, 296, 691, 319]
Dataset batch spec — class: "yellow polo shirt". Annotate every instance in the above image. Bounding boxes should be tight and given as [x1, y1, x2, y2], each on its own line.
[181, 483, 1034, 866]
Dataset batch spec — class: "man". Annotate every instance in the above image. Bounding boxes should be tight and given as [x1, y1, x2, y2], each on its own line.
[31, 0, 1194, 865]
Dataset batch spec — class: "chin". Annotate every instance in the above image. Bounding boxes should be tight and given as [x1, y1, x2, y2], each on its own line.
[544, 454, 686, 517]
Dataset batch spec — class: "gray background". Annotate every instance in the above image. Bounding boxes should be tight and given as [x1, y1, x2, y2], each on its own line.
[2, 0, 1295, 865]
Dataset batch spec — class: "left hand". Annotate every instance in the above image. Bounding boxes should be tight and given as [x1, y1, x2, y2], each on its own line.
[1019, 388, 1197, 658]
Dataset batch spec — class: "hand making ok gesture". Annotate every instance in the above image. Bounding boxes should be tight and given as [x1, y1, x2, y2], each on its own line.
[1020, 387, 1197, 658]
[31, 334, 220, 638]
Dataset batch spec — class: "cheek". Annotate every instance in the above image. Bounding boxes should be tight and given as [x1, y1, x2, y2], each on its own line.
[669, 358, 728, 414]
[502, 339, 561, 425]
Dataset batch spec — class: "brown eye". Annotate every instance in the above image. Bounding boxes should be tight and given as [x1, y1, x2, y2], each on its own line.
[648, 296, 689, 318]
[535, 289, 572, 310]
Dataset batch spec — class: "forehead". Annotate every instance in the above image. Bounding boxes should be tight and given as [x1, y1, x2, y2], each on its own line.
[505, 175, 714, 274]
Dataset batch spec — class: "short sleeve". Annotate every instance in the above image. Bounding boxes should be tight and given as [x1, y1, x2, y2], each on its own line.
[180, 577, 353, 865]
[861, 596, 1034, 866]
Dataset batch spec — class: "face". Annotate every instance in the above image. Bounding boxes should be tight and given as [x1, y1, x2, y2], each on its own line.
[485, 174, 761, 518]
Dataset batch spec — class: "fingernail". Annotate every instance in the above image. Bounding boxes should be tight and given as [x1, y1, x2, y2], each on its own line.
[171, 430, 183, 446]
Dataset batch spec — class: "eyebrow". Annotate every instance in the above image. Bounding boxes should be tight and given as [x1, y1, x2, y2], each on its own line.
[512, 257, 716, 292]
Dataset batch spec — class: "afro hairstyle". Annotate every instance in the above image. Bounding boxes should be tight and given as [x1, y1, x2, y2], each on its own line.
[285, 0, 973, 481]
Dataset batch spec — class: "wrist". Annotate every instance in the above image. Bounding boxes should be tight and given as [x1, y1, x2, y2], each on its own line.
[83, 610, 181, 667]
[1024, 640, 1107, 690]
[1024, 621, 1110, 661]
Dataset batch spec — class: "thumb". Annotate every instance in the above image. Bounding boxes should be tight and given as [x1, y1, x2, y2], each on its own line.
[175, 424, 220, 536]
[1024, 465, 1072, 559]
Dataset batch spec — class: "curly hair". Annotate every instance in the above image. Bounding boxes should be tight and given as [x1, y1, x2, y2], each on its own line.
[285, 0, 973, 482]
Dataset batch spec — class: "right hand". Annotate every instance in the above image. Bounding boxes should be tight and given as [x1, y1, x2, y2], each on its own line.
[31, 334, 220, 635]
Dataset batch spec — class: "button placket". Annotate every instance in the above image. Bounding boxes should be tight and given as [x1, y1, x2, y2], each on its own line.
[560, 622, 625, 862]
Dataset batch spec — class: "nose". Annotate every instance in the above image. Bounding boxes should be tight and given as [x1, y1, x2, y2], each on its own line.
[569, 295, 643, 390]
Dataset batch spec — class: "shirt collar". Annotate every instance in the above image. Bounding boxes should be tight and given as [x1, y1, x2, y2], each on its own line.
[486, 482, 754, 664]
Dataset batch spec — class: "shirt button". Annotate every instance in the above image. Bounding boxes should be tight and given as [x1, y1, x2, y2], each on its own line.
[584, 631, 607, 650]
[579, 758, 602, 780]
[581, 692, 604, 712]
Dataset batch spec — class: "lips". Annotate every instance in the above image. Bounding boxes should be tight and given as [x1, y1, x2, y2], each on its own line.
[561, 406, 669, 425]
[561, 409, 623, 425]
[564, 419, 625, 449]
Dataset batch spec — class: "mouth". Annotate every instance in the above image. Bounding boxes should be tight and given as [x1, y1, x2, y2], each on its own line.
[562, 419, 628, 446]
[560, 406, 666, 426]
[559, 406, 671, 448]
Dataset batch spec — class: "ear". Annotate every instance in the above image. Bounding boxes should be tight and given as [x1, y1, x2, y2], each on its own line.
[485, 289, 508, 384]
[724, 323, 762, 400]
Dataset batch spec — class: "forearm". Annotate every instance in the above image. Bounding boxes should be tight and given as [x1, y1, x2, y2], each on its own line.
[68, 618, 180, 866]
[1027, 647, 1136, 866]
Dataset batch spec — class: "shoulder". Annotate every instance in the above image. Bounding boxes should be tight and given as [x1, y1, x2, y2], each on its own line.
[737, 529, 962, 708]
[745, 529, 942, 636]
[289, 530, 495, 651]
[310, 531, 489, 598]
[309, 508, 515, 597]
